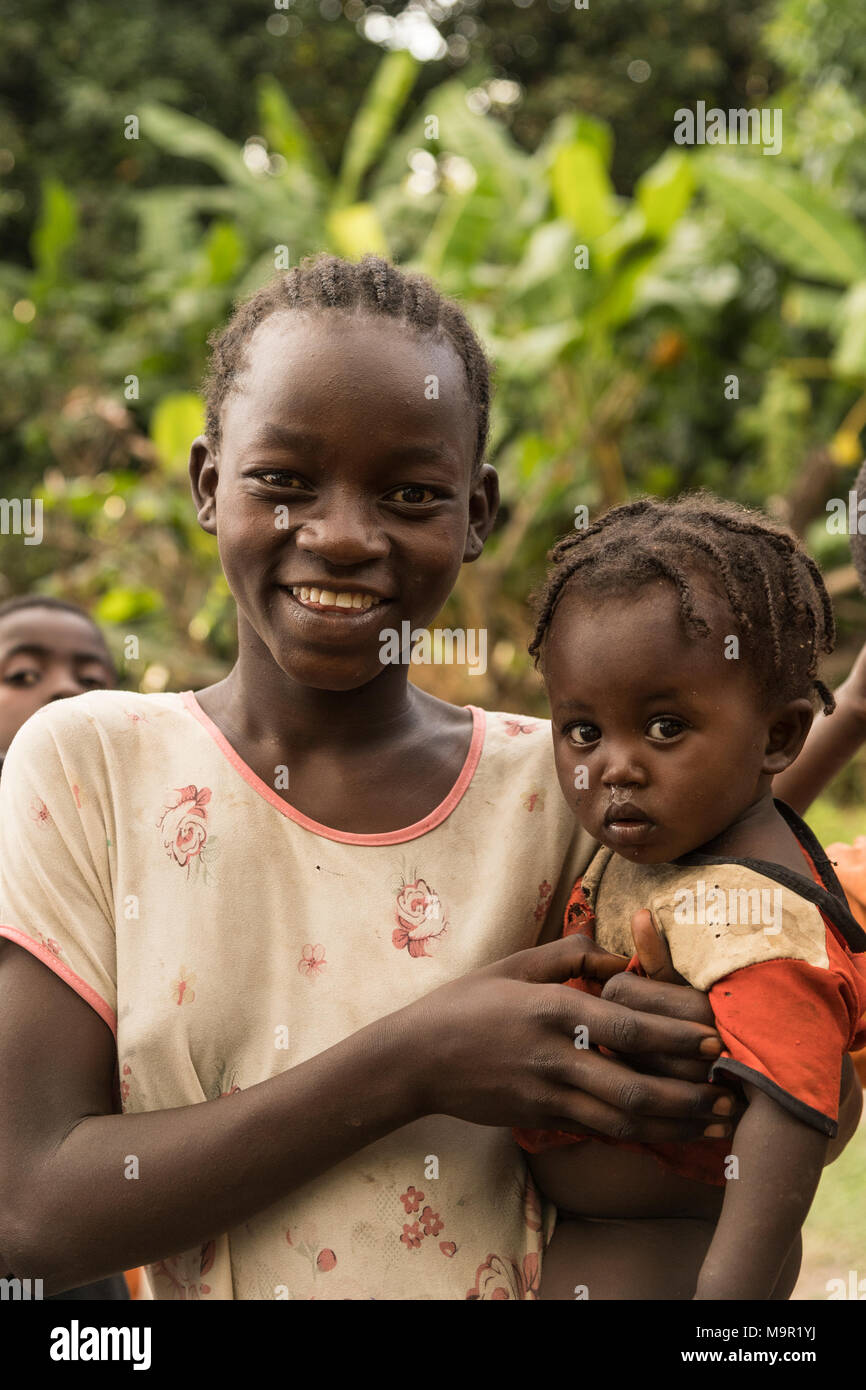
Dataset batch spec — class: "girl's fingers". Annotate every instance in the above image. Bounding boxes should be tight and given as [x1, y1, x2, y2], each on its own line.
[623, 1052, 720, 1084]
[630, 909, 687, 985]
[550, 1048, 735, 1130]
[547, 1100, 723, 1146]
[555, 986, 720, 1058]
[516, 934, 629, 986]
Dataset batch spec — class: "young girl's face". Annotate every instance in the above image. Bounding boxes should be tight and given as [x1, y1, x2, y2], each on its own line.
[192, 310, 496, 692]
[0, 607, 116, 756]
[543, 577, 787, 863]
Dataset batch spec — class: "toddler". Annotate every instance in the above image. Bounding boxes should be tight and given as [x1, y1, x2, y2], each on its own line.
[514, 493, 866, 1300]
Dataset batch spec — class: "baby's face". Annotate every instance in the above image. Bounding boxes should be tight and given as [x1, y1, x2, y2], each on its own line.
[544, 578, 773, 863]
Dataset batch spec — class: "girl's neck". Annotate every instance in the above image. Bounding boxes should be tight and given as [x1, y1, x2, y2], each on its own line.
[198, 655, 422, 754]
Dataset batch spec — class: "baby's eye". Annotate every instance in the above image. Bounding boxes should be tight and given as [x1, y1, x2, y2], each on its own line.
[567, 723, 601, 747]
[387, 485, 437, 505]
[646, 716, 686, 742]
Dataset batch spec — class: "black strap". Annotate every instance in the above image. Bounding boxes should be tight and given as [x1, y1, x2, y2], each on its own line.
[674, 798, 866, 954]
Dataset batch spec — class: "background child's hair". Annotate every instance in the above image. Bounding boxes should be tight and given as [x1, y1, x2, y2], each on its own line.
[529, 491, 836, 715]
[203, 252, 492, 476]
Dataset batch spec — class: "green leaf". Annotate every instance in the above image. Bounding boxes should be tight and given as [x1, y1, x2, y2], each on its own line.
[334, 50, 419, 208]
[550, 139, 617, 242]
[698, 156, 866, 285]
[200, 221, 246, 285]
[832, 281, 866, 377]
[151, 393, 205, 473]
[139, 101, 255, 189]
[257, 75, 327, 184]
[30, 178, 78, 287]
[326, 202, 389, 258]
[95, 587, 163, 624]
[635, 150, 694, 239]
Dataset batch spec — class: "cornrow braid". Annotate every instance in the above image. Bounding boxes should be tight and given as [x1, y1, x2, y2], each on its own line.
[529, 491, 836, 716]
[203, 252, 492, 476]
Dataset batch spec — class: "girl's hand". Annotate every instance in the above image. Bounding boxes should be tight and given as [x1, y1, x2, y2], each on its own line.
[604, 907, 733, 1090]
[405, 935, 734, 1143]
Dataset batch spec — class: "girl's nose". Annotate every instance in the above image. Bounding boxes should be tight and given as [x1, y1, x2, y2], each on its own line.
[294, 499, 389, 566]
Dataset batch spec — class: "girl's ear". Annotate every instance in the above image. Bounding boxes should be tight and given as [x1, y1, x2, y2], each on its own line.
[762, 698, 815, 775]
[463, 464, 500, 563]
[189, 435, 218, 536]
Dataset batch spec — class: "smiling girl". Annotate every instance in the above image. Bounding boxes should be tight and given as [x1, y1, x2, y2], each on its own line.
[0, 256, 850, 1301]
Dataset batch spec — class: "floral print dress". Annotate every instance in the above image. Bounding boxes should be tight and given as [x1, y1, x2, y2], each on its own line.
[0, 690, 595, 1300]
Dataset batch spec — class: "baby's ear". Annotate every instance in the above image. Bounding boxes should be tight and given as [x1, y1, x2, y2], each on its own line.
[189, 435, 218, 536]
[763, 698, 814, 775]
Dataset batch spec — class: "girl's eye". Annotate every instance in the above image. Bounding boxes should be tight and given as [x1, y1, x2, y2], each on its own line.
[387, 485, 437, 505]
[567, 723, 601, 747]
[255, 471, 310, 490]
[646, 716, 686, 742]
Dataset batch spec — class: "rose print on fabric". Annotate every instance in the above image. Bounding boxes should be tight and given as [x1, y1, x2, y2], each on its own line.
[298, 943, 327, 979]
[157, 784, 219, 880]
[120, 1062, 132, 1105]
[533, 880, 553, 924]
[29, 796, 50, 826]
[503, 718, 539, 737]
[522, 790, 545, 813]
[170, 967, 196, 1005]
[35, 930, 63, 959]
[151, 1244, 213, 1300]
[466, 1251, 540, 1300]
[392, 878, 447, 957]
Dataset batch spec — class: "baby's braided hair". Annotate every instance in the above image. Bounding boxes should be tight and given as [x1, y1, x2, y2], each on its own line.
[529, 492, 836, 715]
[203, 252, 491, 475]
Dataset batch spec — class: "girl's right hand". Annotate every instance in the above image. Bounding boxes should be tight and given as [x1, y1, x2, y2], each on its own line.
[404, 935, 734, 1143]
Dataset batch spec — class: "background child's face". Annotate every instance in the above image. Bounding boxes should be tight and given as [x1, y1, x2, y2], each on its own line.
[544, 578, 782, 863]
[192, 311, 495, 692]
[0, 607, 116, 756]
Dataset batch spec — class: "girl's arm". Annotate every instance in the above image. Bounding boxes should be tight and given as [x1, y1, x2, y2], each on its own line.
[773, 665, 866, 815]
[0, 933, 731, 1294]
[693, 1083, 827, 1301]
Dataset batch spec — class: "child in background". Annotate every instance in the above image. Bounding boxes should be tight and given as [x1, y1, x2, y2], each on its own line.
[0, 595, 130, 1301]
[514, 494, 866, 1300]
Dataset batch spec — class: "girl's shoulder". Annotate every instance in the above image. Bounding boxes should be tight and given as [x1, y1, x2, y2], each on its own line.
[5, 689, 190, 769]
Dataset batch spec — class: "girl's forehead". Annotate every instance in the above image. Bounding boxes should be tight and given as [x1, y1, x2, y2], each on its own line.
[223, 310, 475, 454]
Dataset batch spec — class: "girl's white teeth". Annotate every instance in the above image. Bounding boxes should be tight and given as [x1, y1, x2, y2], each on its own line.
[291, 586, 380, 610]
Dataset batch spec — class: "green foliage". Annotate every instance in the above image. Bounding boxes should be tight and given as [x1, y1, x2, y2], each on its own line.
[3, 0, 866, 734]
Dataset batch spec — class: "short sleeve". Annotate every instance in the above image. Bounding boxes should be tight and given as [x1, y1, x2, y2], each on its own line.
[707, 953, 864, 1137]
[650, 867, 830, 992]
[0, 702, 117, 1036]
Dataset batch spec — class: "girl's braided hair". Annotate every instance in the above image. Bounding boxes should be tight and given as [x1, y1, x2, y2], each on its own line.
[203, 252, 492, 476]
[529, 492, 836, 715]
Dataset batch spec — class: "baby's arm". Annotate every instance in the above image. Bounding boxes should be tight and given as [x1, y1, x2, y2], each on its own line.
[693, 1082, 827, 1301]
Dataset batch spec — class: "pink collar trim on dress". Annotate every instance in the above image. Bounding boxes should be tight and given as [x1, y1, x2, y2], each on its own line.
[180, 691, 486, 846]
